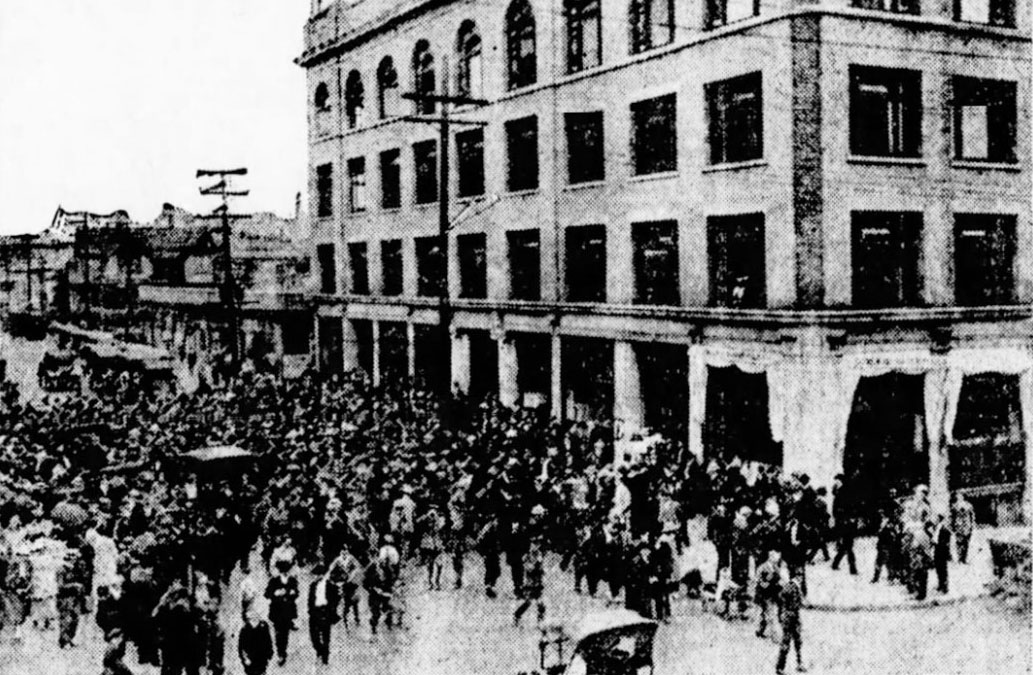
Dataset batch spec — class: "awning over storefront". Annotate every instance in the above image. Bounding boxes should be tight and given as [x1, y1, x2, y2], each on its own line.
[688, 343, 1033, 493]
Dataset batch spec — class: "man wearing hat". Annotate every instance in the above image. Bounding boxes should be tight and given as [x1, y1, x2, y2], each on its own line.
[307, 562, 338, 665]
[264, 558, 299, 666]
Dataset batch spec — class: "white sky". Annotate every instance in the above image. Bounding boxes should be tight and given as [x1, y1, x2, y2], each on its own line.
[0, 1, 311, 234]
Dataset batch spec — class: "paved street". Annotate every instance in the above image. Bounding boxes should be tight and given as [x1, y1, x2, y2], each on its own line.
[2, 552, 1028, 675]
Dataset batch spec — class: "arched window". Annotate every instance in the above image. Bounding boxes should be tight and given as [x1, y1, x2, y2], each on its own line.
[344, 70, 365, 128]
[412, 40, 436, 114]
[377, 57, 400, 119]
[456, 20, 483, 100]
[566, 0, 602, 73]
[314, 82, 331, 112]
[506, 0, 536, 90]
[630, 0, 675, 54]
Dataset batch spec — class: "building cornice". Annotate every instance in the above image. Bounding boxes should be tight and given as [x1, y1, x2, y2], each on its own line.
[297, 4, 1030, 70]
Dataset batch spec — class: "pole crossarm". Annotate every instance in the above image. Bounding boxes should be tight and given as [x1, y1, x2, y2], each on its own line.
[196, 168, 248, 177]
[397, 115, 488, 127]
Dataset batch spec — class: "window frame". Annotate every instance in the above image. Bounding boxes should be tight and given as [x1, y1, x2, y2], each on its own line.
[457, 232, 488, 299]
[315, 163, 334, 218]
[952, 76, 1017, 163]
[505, 116, 540, 192]
[413, 139, 439, 205]
[415, 235, 446, 297]
[507, 229, 542, 301]
[412, 41, 437, 115]
[707, 213, 767, 308]
[954, 213, 1017, 306]
[348, 241, 370, 295]
[316, 242, 337, 294]
[630, 0, 675, 53]
[456, 20, 484, 100]
[566, 0, 603, 74]
[630, 93, 678, 176]
[706, 72, 764, 165]
[565, 111, 606, 184]
[456, 128, 486, 198]
[632, 220, 681, 306]
[565, 224, 607, 302]
[506, 0, 538, 90]
[377, 57, 400, 119]
[344, 70, 365, 129]
[381, 239, 404, 296]
[848, 65, 923, 158]
[346, 156, 368, 213]
[379, 149, 402, 209]
[850, 211, 923, 309]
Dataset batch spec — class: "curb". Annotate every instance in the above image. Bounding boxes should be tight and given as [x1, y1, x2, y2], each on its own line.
[805, 591, 990, 612]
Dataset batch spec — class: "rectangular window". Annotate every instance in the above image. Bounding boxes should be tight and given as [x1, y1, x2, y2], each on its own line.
[954, 0, 1013, 25]
[953, 77, 1017, 163]
[707, 0, 758, 27]
[380, 149, 401, 209]
[415, 236, 445, 297]
[633, 221, 680, 305]
[381, 239, 403, 296]
[852, 0, 920, 13]
[505, 116, 540, 191]
[567, 0, 602, 74]
[348, 242, 369, 295]
[316, 163, 333, 218]
[565, 112, 605, 184]
[849, 66, 922, 158]
[707, 72, 763, 164]
[631, 94, 677, 175]
[413, 140, 438, 204]
[316, 243, 336, 294]
[282, 319, 311, 356]
[707, 213, 766, 308]
[955, 214, 1016, 305]
[457, 233, 488, 299]
[851, 211, 922, 308]
[507, 229, 541, 300]
[565, 225, 607, 302]
[456, 129, 485, 198]
[347, 157, 367, 213]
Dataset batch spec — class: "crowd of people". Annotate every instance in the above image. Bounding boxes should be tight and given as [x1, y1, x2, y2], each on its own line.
[0, 362, 979, 674]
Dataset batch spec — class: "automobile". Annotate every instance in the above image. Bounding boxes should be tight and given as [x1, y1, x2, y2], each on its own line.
[522, 609, 658, 675]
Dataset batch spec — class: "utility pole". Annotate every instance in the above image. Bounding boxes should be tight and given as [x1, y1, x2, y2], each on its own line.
[79, 214, 92, 326]
[197, 168, 248, 369]
[401, 58, 488, 417]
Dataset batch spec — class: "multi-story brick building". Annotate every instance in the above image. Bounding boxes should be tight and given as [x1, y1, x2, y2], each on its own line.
[297, 0, 1031, 523]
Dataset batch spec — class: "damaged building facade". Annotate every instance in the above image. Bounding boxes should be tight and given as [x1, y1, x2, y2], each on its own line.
[298, 0, 1031, 523]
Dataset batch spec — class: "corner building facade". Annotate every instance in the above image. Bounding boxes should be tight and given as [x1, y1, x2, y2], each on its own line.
[299, 0, 1032, 524]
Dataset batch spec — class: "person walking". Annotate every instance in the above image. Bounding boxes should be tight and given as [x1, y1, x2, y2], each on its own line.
[512, 541, 545, 628]
[908, 522, 933, 601]
[417, 506, 445, 591]
[755, 550, 782, 639]
[870, 512, 894, 583]
[56, 545, 89, 649]
[950, 493, 975, 564]
[328, 545, 363, 629]
[364, 539, 401, 634]
[475, 518, 502, 599]
[830, 475, 857, 575]
[933, 513, 952, 594]
[238, 607, 274, 675]
[775, 566, 806, 675]
[264, 559, 299, 667]
[307, 564, 338, 665]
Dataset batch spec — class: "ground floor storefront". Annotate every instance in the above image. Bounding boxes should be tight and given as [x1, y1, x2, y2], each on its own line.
[316, 304, 1033, 522]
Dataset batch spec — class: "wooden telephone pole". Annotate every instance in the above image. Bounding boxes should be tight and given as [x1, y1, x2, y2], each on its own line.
[197, 168, 248, 368]
[401, 58, 488, 413]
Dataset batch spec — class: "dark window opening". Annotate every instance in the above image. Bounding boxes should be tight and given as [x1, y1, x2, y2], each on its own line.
[708, 213, 765, 308]
[506, 0, 537, 90]
[416, 236, 445, 297]
[849, 65, 922, 158]
[458, 233, 487, 299]
[565, 225, 607, 302]
[631, 94, 677, 175]
[380, 149, 401, 209]
[282, 319, 311, 356]
[852, 0, 920, 13]
[456, 21, 483, 100]
[381, 239, 403, 296]
[377, 57, 400, 119]
[413, 140, 438, 204]
[348, 242, 369, 295]
[316, 163, 333, 218]
[566, 0, 602, 74]
[413, 41, 436, 115]
[954, 213, 1016, 305]
[314, 82, 331, 112]
[565, 111, 605, 184]
[633, 220, 680, 305]
[506, 116, 540, 191]
[456, 129, 485, 197]
[316, 243, 336, 294]
[851, 211, 922, 308]
[706, 0, 759, 27]
[347, 157, 367, 212]
[345, 70, 365, 129]
[954, 0, 1014, 26]
[630, 0, 675, 53]
[952, 77, 1017, 163]
[507, 229, 541, 300]
[707, 72, 763, 164]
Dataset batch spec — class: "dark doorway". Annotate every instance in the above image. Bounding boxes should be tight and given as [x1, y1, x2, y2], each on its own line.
[562, 336, 614, 422]
[636, 342, 688, 439]
[352, 320, 374, 376]
[704, 366, 781, 466]
[513, 333, 551, 408]
[844, 373, 927, 529]
[467, 329, 499, 401]
[317, 316, 343, 375]
[379, 321, 409, 387]
[414, 324, 448, 394]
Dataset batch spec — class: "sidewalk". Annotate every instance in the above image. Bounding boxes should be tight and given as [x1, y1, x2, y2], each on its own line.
[682, 521, 1014, 611]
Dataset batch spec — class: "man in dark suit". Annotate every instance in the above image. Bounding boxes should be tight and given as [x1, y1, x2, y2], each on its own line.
[775, 566, 806, 675]
[933, 513, 952, 594]
[307, 565, 338, 665]
[264, 560, 299, 667]
[830, 474, 858, 575]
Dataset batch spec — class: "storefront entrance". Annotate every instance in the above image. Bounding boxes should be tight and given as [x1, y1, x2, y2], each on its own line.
[703, 366, 781, 466]
[844, 373, 927, 529]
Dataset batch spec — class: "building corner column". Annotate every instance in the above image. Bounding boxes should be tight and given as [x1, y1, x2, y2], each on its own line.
[498, 335, 519, 407]
[613, 341, 644, 433]
[451, 330, 471, 394]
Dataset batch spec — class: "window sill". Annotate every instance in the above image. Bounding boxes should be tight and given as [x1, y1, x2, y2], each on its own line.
[503, 188, 540, 198]
[847, 155, 926, 167]
[702, 158, 767, 173]
[414, 201, 437, 209]
[381, 206, 402, 213]
[951, 159, 1022, 172]
[563, 180, 606, 191]
[628, 170, 679, 184]
[457, 194, 488, 204]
